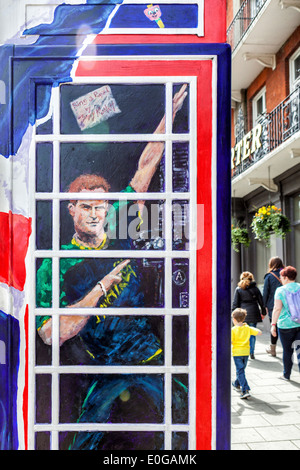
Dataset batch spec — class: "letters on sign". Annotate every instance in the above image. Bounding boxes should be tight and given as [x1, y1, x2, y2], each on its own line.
[70, 85, 121, 131]
[231, 123, 262, 170]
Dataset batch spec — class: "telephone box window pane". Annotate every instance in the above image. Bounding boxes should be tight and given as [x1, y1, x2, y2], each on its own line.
[132, 200, 165, 251]
[35, 432, 51, 450]
[60, 84, 165, 135]
[35, 374, 51, 424]
[173, 84, 189, 134]
[172, 432, 189, 451]
[59, 374, 164, 425]
[36, 201, 52, 250]
[172, 259, 189, 308]
[59, 200, 165, 251]
[36, 258, 52, 308]
[36, 143, 53, 192]
[36, 84, 53, 135]
[172, 142, 189, 192]
[60, 142, 165, 193]
[36, 317, 52, 366]
[172, 374, 189, 424]
[59, 316, 164, 367]
[59, 258, 165, 308]
[172, 200, 189, 251]
[59, 431, 164, 451]
[172, 316, 189, 365]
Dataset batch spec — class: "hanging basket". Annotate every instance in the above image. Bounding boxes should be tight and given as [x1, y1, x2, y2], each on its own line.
[250, 205, 291, 248]
[231, 223, 251, 253]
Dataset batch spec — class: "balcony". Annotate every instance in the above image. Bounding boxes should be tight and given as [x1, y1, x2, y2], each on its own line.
[232, 87, 300, 197]
[227, 0, 300, 92]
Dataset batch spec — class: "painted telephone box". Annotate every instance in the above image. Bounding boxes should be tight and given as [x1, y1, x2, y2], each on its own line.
[0, 0, 231, 451]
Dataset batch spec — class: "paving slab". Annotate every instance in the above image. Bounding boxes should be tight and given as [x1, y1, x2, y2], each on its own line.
[248, 441, 299, 451]
[231, 328, 300, 450]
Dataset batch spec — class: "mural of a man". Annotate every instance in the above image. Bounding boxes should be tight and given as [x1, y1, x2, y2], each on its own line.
[36, 85, 188, 450]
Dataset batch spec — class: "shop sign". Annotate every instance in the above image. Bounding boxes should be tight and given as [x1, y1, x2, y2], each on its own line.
[231, 123, 262, 170]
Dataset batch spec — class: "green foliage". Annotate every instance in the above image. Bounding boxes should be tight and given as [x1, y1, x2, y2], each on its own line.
[250, 205, 291, 247]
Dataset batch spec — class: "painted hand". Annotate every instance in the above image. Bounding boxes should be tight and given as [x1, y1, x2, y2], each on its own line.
[173, 84, 188, 118]
[101, 259, 130, 292]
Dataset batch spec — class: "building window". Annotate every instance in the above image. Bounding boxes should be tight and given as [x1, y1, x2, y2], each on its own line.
[30, 78, 197, 450]
[234, 103, 245, 142]
[252, 87, 266, 126]
[290, 47, 300, 92]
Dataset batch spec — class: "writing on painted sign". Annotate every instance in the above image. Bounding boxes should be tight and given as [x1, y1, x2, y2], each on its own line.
[231, 123, 262, 169]
[70, 85, 121, 131]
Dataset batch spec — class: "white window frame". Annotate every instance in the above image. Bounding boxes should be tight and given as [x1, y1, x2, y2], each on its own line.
[252, 86, 266, 125]
[23, 0, 204, 38]
[28, 75, 198, 451]
[289, 47, 300, 93]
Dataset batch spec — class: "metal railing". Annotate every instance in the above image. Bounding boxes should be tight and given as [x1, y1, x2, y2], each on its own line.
[227, 0, 268, 52]
[232, 87, 300, 178]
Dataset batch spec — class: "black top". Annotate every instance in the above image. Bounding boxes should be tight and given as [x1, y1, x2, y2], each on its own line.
[263, 269, 282, 316]
[232, 281, 266, 323]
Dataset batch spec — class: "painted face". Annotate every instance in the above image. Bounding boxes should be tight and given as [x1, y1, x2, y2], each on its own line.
[68, 188, 108, 239]
[144, 5, 162, 21]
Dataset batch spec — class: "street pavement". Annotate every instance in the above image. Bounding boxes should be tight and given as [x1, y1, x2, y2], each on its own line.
[231, 316, 300, 450]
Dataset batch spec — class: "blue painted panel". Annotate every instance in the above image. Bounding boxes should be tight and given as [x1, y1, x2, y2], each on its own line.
[0, 311, 20, 450]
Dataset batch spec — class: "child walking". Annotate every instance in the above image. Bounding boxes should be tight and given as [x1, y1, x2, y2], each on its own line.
[232, 308, 262, 399]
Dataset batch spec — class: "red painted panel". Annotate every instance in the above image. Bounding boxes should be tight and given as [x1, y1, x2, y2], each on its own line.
[0, 212, 32, 291]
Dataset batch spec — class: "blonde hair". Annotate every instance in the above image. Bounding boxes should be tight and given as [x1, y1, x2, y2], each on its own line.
[238, 271, 254, 290]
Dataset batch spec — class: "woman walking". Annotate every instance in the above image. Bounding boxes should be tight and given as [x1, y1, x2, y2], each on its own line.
[232, 272, 266, 359]
[263, 257, 284, 357]
[271, 266, 300, 381]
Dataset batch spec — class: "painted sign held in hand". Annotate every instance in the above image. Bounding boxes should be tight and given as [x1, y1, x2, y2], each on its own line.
[70, 85, 121, 131]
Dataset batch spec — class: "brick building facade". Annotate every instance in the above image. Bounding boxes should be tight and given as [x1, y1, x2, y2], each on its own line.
[227, 0, 300, 293]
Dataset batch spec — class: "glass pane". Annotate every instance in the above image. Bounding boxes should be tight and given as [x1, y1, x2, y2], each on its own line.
[172, 432, 188, 450]
[60, 142, 165, 193]
[172, 142, 189, 192]
[172, 200, 189, 250]
[36, 316, 52, 365]
[59, 258, 164, 308]
[59, 431, 164, 451]
[60, 84, 165, 135]
[173, 83, 189, 134]
[172, 374, 188, 424]
[255, 239, 271, 286]
[36, 84, 53, 135]
[59, 374, 164, 425]
[295, 225, 300, 274]
[257, 95, 264, 116]
[293, 194, 300, 221]
[59, 316, 164, 366]
[294, 54, 300, 81]
[36, 374, 51, 424]
[172, 316, 189, 365]
[172, 259, 189, 308]
[36, 201, 52, 250]
[36, 258, 52, 308]
[36, 143, 53, 192]
[35, 432, 51, 450]
[60, 199, 165, 251]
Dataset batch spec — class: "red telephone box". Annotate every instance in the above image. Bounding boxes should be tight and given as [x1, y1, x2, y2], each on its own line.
[0, 0, 231, 451]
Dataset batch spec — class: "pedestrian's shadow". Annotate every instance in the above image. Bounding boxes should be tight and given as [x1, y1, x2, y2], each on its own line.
[249, 356, 300, 385]
[231, 395, 291, 426]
